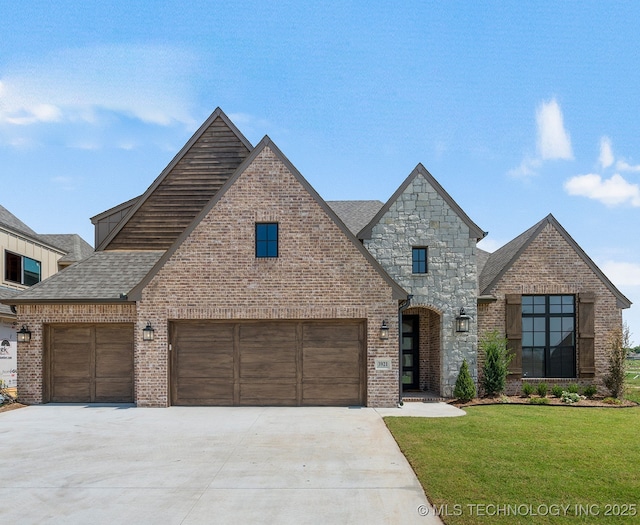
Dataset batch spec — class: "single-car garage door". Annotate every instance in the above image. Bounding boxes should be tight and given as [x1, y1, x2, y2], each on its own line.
[170, 320, 365, 406]
[47, 324, 134, 403]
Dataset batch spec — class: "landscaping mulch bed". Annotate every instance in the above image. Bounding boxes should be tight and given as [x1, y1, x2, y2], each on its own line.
[0, 402, 26, 414]
[450, 395, 638, 408]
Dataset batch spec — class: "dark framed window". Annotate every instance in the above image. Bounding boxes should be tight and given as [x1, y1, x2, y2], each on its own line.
[522, 295, 575, 378]
[5, 251, 41, 286]
[412, 247, 427, 274]
[255, 223, 278, 258]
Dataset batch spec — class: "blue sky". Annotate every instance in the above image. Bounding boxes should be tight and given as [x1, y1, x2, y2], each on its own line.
[1, 1, 639, 343]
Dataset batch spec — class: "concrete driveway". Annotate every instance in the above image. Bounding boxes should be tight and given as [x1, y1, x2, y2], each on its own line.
[0, 405, 446, 524]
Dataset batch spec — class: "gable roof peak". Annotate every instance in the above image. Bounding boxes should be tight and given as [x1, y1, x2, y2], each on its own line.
[358, 164, 486, 241]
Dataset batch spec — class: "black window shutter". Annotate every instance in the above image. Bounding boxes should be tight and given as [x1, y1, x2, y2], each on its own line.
[505, 294, 522, 378]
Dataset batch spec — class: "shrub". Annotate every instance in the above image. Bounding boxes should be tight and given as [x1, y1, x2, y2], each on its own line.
[530, 397, 550, 405]
[582, 384, 598, 399]
[453, 359, 476, 402]
[0, 379, 16, 407]
[604, 328, 629, 399]
[480, 330, 512, 397]
[551, 385, 564, 398]
[561, 391, 584, 404]
[567, 383, 580, 394]
[522, 383, 534, 397]
[603, 397, 622, 405]
[536, 382, 549, 398]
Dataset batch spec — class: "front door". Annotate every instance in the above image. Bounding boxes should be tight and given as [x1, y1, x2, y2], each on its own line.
[402, 315, 420, 390]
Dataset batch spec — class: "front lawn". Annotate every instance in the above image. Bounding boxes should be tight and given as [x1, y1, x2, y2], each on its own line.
[386, 405, 640, 524]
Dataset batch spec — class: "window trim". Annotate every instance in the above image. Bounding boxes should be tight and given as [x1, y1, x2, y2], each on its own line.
[255, 222, 279, 258]
[412, 247, 428, 274]
[4, 250, 42, 286]
[521, 294, 576, 379]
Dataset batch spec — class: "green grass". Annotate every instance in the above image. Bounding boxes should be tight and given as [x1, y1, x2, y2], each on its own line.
[386, 405, 640, 524]
[626, 358, 640, 403]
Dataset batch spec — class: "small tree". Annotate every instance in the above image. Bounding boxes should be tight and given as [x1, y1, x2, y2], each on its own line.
[454, 359, 476, 402]
[481, 330, 512, 397]
[604, 326, 629, 399]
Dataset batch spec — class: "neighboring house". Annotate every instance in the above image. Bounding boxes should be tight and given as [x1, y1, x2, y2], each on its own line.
[2, 108, 631, 407]
[0, 205, 93, 391]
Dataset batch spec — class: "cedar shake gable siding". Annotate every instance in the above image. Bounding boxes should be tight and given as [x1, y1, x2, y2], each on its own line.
[99, 108, 252, 251]
[477, 216, 630, 394]
[134, 141, 405, 407]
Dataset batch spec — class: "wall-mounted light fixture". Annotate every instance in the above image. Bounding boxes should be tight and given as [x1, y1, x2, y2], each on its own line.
[142, 322, 155, 341]
[17, 325, 31, 343]
[380, 320, 389, 340]
[455, 308, 471, 333]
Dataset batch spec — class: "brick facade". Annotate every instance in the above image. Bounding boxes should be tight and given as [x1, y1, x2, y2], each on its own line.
[136, 146, 400, 407]
[477, 222, 623, 394]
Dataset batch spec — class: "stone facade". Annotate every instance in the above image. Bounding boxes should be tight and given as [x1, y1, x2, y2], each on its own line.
[363, 171, 479, 396]
[136, 145, 401, 407]
[477, 222, 623, 395]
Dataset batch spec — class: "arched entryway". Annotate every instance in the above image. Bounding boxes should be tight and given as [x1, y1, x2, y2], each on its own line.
[402, 306, 442, 395]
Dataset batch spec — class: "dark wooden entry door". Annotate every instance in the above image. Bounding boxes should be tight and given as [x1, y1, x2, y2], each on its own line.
[402, 315, 420, 390]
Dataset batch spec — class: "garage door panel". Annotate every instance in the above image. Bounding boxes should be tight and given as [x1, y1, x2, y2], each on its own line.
[52, 382, 91, 402]
[303, 323, 360, 344]
[240, 382, 297, 405]
[240, 346, 297, 379]
[240, 323, 296, 343]
[176, 379, 234, 405]
[178, 352, 233, 379]
[303, 381, 361, 406]
[95, 380, 133, 402]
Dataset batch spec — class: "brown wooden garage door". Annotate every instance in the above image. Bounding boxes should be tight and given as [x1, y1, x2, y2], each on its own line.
[47, 324, 134, 403]
[170, 320, 365, 406]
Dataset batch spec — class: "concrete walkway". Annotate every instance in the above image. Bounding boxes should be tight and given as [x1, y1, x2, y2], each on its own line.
[0, 404, 458, 524]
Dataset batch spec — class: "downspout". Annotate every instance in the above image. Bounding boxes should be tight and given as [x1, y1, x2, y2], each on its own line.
[398, 294, 413, 406]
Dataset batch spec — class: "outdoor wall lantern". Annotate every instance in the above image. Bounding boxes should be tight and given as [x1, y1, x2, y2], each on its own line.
[455, 308, 471, 333]
[380, 320, 390, 340]
[17, 325, 31, 343]
[142, 322, 155, 342]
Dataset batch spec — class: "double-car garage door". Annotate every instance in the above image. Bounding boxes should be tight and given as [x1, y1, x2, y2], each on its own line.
[170, 320, 366, 406]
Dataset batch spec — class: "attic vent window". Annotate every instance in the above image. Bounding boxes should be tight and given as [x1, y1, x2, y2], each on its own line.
[256, 223, 278, 258]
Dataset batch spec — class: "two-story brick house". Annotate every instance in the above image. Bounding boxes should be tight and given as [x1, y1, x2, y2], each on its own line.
[4, 108, 631, 406]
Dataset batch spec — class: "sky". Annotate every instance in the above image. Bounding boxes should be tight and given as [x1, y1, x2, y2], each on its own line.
[1, 1, 639, 343]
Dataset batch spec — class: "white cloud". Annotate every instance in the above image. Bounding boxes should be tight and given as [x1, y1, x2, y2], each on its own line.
[616, 159, 640, 172]
[564, 173, 640, 207]
[600, 261, 640, 287]
[0, 44, 197, 130]
[507, 157, 541, 179]
[599, 136, 614, 169]
[51, 176, 76, 191]
[536, 98, 573, 160]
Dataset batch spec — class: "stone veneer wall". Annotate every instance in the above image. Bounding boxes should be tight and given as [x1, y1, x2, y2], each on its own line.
[477, 223, 623, 395]
[15, 303, 137, 404]
[363, 173, 478, 396]
[137, 146, 400, 407]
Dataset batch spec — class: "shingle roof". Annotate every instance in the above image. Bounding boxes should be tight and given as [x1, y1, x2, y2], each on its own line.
[478, 214, 631, 309]
[0, 205, 38, 238]
[39, 234, 94, 263]
[5, 251, 163, 303]
[327, 200, 384, 235]
[0, 286, 19, 317]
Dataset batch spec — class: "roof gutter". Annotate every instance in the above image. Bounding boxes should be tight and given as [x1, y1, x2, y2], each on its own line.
[398, 294, 414, 407]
